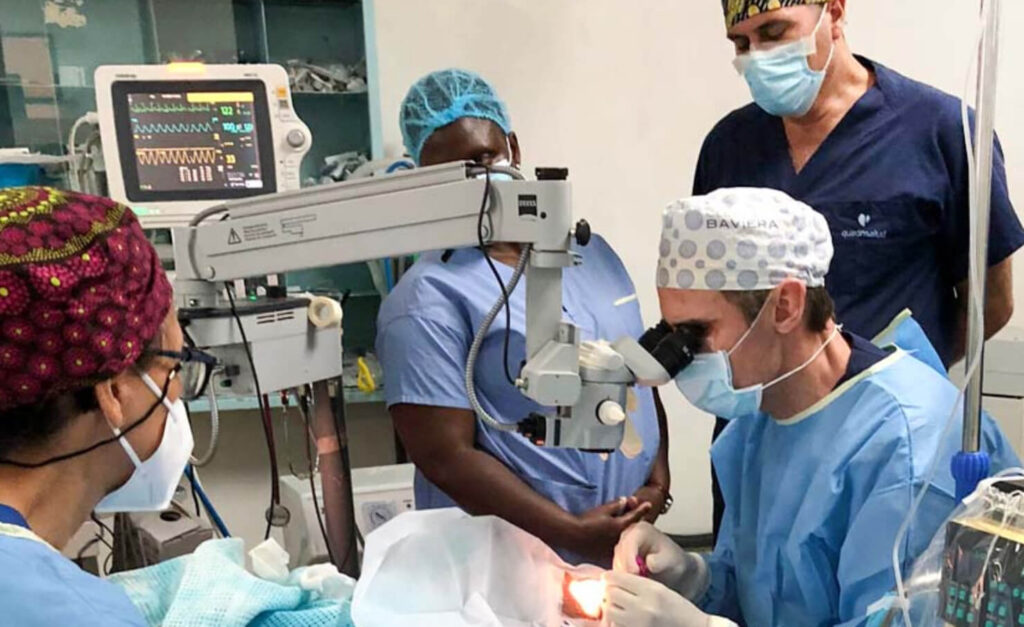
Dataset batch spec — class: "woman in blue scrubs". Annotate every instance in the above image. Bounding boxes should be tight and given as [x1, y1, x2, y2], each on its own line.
[696, 0, 1024, 539]
[377, 69, 671, 566]
[0, 187, 196, 626]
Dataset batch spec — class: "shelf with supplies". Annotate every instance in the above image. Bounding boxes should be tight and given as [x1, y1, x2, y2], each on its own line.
[291, 89, 368, 97]
[187, 351, 386, 412]
[187, 387, 386, 414]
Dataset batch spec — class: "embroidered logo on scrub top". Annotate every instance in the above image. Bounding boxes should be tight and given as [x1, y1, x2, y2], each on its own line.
[841, 213, 888, 240]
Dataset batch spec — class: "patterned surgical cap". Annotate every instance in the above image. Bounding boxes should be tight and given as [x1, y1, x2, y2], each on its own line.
[657, 188, 833, 292]
[723, 0, 829, 28]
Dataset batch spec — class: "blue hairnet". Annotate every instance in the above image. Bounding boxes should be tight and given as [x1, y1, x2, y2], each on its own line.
[399, 68, 512, 165]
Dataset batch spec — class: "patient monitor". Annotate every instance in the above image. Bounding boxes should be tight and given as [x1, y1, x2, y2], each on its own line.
[95, 63, 310, 228]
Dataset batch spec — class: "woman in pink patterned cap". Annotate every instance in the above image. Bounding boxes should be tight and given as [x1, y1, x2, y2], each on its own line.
[0, 187, 211, 626]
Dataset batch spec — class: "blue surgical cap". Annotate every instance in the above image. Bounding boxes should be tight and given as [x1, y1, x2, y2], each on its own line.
[399, 68, 512, 165]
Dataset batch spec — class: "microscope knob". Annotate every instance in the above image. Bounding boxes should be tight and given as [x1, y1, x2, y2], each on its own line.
[575, 219, 592, 247]
[597, 400, 626, 426]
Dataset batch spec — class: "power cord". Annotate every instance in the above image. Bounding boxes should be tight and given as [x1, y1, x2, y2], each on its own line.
[223, 282, 279, 541]
[260, 394, 283, 538]
[476, 166, 517, 386]
[327, 376, 358, 573]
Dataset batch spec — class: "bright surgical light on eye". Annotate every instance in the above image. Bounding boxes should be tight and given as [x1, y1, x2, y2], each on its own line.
[567, 578, 605, 619]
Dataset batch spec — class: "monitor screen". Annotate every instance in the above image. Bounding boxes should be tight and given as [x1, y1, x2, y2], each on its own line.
[111, 80, 277, 202]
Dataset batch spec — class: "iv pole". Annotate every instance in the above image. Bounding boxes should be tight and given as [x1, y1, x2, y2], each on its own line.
[953, 0, 1001, 500]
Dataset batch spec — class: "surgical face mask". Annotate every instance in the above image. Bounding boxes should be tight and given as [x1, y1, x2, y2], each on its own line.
[674, 297, 841, 419]
[733, 6, 836, 118]
[95, 372, 194, 513]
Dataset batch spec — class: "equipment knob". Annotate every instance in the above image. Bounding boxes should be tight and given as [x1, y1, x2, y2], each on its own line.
[575, 219, 592, 247]
[286, 129, 306, 148]
[597, 400, 626, 426]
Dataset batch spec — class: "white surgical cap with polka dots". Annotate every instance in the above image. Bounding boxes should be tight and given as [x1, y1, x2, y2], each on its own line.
[657, 188, 833, 291]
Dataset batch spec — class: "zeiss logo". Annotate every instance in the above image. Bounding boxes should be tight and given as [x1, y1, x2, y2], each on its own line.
[706, 218, 780, 230]
[842, 214, 887, 240]
[518, 194, 538, 217]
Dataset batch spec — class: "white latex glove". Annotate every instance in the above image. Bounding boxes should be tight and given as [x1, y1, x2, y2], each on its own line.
[603, 572, 737, 627]
[613, 522, 708, 601]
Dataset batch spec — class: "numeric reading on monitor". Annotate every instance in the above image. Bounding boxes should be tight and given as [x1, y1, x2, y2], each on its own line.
[128, 91, 264, 193]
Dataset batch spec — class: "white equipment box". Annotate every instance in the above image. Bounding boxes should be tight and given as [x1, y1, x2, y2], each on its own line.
[280, 464, 415, 567]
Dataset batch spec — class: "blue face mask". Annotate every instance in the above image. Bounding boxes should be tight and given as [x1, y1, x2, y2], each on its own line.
[733, 6, 835, 118]
[674, 298, 841, 420]
[474, 138, 518, 182]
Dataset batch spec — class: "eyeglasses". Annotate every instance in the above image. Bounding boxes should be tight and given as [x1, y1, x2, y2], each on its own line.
[145, 346, 219, 401]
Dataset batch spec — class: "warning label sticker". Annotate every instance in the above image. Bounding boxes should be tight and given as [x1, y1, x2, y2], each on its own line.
[241, 223, 277, 242]
[228, 229, 242, 245]
[281, 214, 317, 238]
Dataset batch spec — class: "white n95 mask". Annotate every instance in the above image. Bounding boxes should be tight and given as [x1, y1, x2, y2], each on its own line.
[733, 5, 835, 118]
[95, 372, 194, 513]
[674, 299, 841, 420]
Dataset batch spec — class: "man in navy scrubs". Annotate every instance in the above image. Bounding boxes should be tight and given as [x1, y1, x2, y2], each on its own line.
[696, 0, 1024, 539]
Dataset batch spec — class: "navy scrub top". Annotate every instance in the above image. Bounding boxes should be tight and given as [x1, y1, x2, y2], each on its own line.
[693, 56, 1024, 367]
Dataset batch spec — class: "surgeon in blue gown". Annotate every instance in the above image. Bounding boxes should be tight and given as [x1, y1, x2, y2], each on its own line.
[376, 69, 671, 566]
[695, 0, 1024, 541]
[604, 188, 1020, 627]
[0, 187, 195, 626]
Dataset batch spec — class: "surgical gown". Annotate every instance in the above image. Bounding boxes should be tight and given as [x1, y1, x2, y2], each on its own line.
[703, 341, 1020, 626]
[0, 510, 145, 626]
[376, 235, 660, 564]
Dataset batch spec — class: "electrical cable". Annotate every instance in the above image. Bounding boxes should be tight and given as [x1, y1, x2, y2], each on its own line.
[191, 473, 201, 517]
[189, 372, 221, 467]
[328, 376, 358, 572]
[465, 245, 530, 432]
[66, 112, 97, 192]
[476, 166, 517, 387]
[223, 282, 279, 541]
[261, 393, 283, 540]
[184, 465, 231, 538]
[76, 537, 107, 563]
[189, 203, 231, 227]
[91, 512, 114, 540]
[298, 386, 337, 566]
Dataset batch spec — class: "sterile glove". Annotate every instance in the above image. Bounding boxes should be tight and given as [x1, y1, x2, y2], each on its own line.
[603, 572, 737, 627]
[613, 522, 708, 601]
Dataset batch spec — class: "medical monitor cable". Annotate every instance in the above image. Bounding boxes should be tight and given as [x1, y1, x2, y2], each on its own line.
[224, 282, 280, 541]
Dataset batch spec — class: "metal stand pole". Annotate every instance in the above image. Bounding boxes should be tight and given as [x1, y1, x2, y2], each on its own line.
[311, 379, 360, 576]
[954, 0, 1001, 500]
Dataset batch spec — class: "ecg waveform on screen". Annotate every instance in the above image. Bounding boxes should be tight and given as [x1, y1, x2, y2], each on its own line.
[129, 102, 212, 114]
[128, 90, 262, 192]
[135, 147, 219, 166]
[132, 121, 216, 135]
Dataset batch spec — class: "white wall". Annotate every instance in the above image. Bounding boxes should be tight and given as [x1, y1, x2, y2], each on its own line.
[371, 0, 1024, 535]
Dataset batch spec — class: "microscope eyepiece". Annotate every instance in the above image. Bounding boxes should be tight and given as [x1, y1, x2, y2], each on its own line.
[639, 321, 704, 379]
